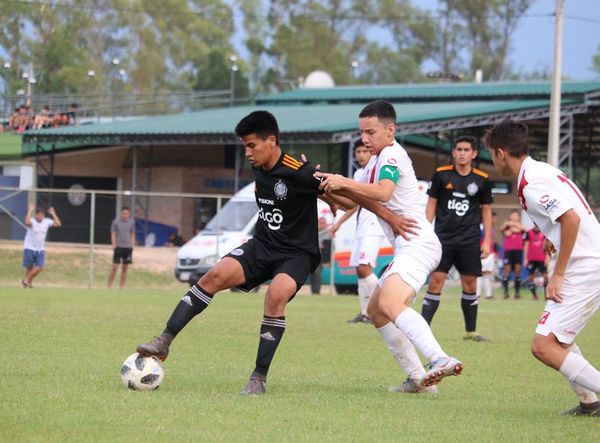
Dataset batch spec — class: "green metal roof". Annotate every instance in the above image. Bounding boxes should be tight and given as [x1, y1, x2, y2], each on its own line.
[22, 99, 573, 154]
[257, 81, 600, 104]
[0, 133, 23, 160]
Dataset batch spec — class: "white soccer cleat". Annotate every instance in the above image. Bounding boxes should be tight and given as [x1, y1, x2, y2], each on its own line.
[420, 357, 464, 387]
[389, 378, 438, 394]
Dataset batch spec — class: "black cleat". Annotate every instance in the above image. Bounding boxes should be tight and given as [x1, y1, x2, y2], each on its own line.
[560, 402, 600, 417]
[347, 314, 371, 324]
[136, 336, 170, 361]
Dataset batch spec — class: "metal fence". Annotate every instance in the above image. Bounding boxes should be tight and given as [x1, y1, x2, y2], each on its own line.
[0, 186, 336, 293]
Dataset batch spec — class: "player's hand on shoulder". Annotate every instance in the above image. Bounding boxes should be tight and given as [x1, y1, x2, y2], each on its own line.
[314, 172, 347, 192]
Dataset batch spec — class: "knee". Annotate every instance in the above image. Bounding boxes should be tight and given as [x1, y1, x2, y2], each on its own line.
[264, 291, 290, 315]
[530, 339, 548, 362]
[200, 267, 228, 291]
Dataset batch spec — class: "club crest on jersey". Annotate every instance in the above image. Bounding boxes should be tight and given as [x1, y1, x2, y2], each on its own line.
[467, 182, 479, 196]
[274, 180, 288, 200]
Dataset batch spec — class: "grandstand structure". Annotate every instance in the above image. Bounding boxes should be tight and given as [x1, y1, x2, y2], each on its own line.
[2, 80, 599, 242]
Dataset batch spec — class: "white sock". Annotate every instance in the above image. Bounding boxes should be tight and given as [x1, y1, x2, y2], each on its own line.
[564, 345, 600, 403]
[358, 273, 378, 316]
[559, 351, 600, 393]
[394, 308, 448, 363]
[377, 322, 425, 380]
[483, 274, 492, 298]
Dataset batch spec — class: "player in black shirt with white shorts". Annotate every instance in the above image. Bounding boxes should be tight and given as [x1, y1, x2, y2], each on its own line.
[136, 111, 326, 395]
[421, 136, 493, 341]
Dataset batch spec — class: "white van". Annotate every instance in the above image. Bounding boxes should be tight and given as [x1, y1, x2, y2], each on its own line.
[174, 182, 334, 284]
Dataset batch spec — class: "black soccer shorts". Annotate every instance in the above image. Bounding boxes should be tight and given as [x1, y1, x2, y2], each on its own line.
[503, 250, 523, 269]
[527, 260, 547, 274]
[435, 245, 482, 276]
[224, 237, 319, 293]
[113, 247, 133, 264]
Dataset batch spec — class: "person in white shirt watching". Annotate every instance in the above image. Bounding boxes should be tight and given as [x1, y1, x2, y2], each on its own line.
[21, 203, 62, 288]
[485, 119, 600, 417]
[331, 139, 386, 324]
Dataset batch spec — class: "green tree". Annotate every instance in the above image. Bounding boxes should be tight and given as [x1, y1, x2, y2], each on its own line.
[193, 49, 249, 100]
[593, 44, 600, 76]
[436, 0, 534, 80]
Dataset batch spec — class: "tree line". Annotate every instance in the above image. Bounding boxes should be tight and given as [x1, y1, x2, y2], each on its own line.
[0, 0, 578, 101]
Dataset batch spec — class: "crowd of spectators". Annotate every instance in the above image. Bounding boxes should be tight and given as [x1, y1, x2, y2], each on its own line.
[1, 103, 79, 133]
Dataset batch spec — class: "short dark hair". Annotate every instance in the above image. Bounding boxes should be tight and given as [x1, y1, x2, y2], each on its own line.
[353, 139, 365, 151]
[454, 135, 477, 151]
[121, 206, 130, 212]
[235, 110, 280, 144]
[35, 207, 45, 214]
[484, 119, 529, 158]
[359, 100, 396, 126]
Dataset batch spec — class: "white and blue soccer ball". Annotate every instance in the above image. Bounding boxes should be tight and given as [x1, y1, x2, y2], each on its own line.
[120, 352, 164, 391]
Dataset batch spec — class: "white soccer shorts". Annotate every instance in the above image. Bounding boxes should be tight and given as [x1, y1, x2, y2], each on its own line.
[379, 233, 442, 295]
[535, 257, 600, 344]
[349, 235, 385, 268]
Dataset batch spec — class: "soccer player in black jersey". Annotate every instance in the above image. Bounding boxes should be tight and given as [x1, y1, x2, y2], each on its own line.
[421, 136, 493, 342]
[136, 110, 413, 395]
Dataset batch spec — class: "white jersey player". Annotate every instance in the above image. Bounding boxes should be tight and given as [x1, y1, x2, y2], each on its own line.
[317, 100, 463, 393]
[486, 119, 600, 416]
[331, 140, 386, 324]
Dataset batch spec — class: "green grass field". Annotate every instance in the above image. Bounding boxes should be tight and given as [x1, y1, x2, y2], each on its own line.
[2, 286, 599, 442]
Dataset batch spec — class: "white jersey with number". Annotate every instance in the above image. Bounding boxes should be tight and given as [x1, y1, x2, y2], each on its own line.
[519, 157, 600, 343]
[353, 168, 385, 238]
[359, 140, 441, 293]
[361, 140, 435, 244]
[518, 156, 600, 261]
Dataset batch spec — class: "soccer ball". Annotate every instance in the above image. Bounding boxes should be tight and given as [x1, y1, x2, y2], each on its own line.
[120, 352, 164, 390]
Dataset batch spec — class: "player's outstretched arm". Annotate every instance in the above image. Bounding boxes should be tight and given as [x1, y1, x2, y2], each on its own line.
[546, 209, 580, 303]
[314, 172, 394, 202]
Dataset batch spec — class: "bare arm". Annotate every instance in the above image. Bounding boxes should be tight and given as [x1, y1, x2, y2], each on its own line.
[546, 209, 580, 303]
[331, 205, 358, 237]
[47, 207, 61, 228]
[24, 203, 34, 226]
[315, 172, 395, 202]
[480, 204, 492, 258]
[425, 197, 437, 224]
[111, 231, 117, 249]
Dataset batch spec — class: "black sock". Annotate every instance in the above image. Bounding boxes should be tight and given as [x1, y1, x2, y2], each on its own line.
[502, 276, 509, 295]
[514, 277, 521, 295]
[163, 284, 213, 339]
[421, 292, 441, 325]
[254, 315, 286, 378]
[461, 292, 478, 333]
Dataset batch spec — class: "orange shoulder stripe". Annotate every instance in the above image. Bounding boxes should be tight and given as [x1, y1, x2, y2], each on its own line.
[472, 168, 489, 178]
[436, 165, 454, 172]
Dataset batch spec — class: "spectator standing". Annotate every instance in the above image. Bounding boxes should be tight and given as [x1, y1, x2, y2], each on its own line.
[108, 207, 136, 289]
[21, 204, 62, 288]
[500, 209, 525, 299]
[523, 226, 548, 300]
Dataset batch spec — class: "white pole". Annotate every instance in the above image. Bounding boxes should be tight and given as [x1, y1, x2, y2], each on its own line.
[88, 191, 96, 289]
[547, 0, 564, 167]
